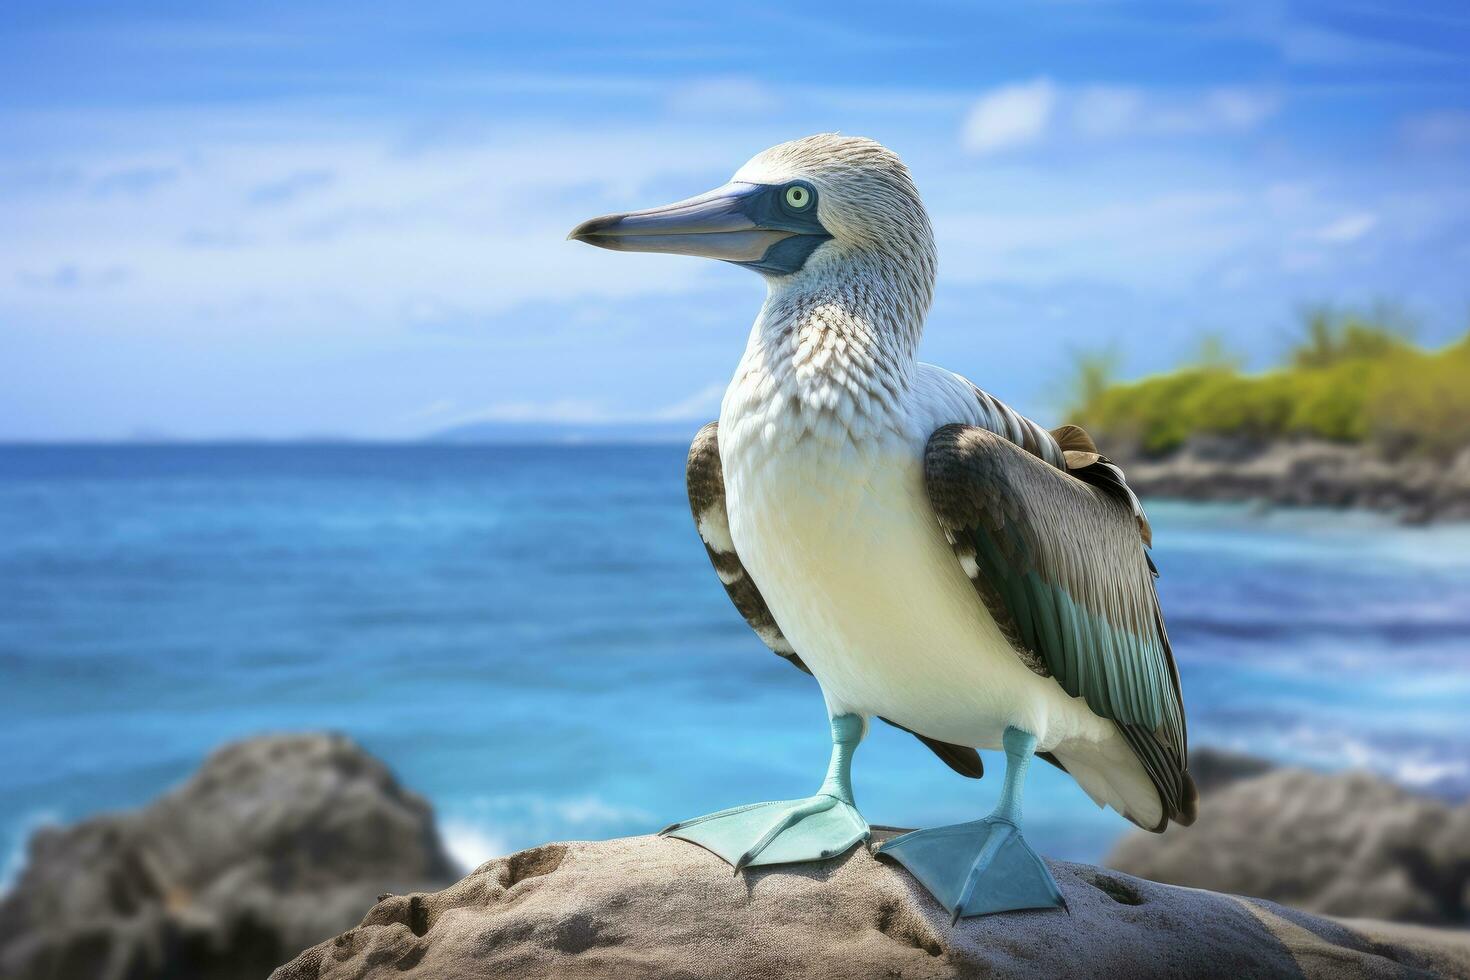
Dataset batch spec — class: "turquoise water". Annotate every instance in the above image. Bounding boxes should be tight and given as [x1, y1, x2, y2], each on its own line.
[3, 444, 1468, 878]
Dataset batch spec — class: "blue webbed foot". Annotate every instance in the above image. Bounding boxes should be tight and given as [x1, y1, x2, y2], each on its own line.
[878, 726, 1065, 920]
[660, 794, 869, 871]
[660, 713, 869, 871]
[877, 815, 1063, 920]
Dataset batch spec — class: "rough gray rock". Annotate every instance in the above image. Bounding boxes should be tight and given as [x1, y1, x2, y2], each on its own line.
[1114, 436, 1470, 523]
[272, 831, 1470, 980]
[0, 733, 457, 980]
[1185, 746, 1278, 795]
[1109, 764, 1470, 927]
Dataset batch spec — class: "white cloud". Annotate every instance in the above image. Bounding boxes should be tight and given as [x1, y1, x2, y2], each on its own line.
[971, 81, 1279, 153]
[443, 398, 611, 426]
[1, 67, 1461, 441]
[936, 186, 1254, 286]
[961, 78, 1056, 155]
[1275, 22, 1451, 67]
[1314, 212, 1378, 244]
[1071, 85, 1278, 139]
[0, 116, 765, 344]
[438, 380, 725, 428]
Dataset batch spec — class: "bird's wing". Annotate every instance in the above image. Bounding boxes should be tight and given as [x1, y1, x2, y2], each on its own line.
[687, 422, 983, 779]
[924, 419, 1196, 831]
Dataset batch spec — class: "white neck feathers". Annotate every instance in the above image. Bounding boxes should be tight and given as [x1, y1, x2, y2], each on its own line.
[720, 260, 930, 454]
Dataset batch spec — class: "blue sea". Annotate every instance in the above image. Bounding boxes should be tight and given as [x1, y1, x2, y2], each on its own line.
[3, 444, 1469, 882]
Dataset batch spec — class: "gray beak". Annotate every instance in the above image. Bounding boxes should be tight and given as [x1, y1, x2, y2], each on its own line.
[568, 182, 797, 263]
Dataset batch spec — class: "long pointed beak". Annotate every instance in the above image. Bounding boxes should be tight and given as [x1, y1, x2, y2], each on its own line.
[568, 182, 795, 263]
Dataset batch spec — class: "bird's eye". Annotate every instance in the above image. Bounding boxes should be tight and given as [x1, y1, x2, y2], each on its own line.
[784, 185, 811, 210]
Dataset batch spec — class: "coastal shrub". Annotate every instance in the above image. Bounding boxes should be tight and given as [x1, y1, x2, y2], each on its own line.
[1080, 370, 1209, 454]
[1288, 306, 1415, 369]
[1181, 371, 1294, 441]
[1284, 361, 1374, 443]
[1069, 310, 1470, 459]
[1367, 337, 1470, 458]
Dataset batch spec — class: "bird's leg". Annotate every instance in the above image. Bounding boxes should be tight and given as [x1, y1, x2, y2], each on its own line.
[659, 713, 870, 871]
[876, 726, 1064, 921]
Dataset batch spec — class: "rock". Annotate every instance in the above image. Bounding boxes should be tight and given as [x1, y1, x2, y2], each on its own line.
[1112, 435, 1470, 523]
[1108, 765, 1470, 927]
[1185, 746, 1277, 795]
[0, 733, 457, 980]
[272, 832, 1470, 980]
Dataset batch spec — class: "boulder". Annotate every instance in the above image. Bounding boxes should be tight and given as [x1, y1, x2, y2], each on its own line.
[273, 831, 1470, 980]
[1184, 746, 1277, 795]
[1109, 764, 1470, 926]
[0, 734, 457, 980]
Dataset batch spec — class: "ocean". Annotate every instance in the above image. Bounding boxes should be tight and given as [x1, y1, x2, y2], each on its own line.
[3, 444, 1468, 882]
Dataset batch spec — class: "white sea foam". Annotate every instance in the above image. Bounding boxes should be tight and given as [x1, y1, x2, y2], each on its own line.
[439, 818, 510, 874]
[0, 810, 62, 897]
[433, 793, 656, 873]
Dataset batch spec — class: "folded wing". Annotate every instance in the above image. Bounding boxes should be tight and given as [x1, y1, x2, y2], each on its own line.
[924, 421, 1196, 831]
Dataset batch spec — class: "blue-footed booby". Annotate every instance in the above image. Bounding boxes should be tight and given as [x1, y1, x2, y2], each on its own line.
[569, 134, 1197, 919]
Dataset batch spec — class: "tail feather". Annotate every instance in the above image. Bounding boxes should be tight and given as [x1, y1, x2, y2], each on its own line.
[1046, 726, 1196, 833]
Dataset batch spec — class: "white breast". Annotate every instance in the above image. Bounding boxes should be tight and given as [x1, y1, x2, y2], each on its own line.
[717, 367, 1116, 753]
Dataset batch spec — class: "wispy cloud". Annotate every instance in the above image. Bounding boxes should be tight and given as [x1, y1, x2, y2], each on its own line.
[1401, 109, 1470, 149]
[247, 168, 334, 206]
[650, 382, 725, 420]
[962, 78, 1056, 155]
[2, 0, 1466, 439]
[439, 381, 726, 430]
[1313, 212, 1378, 245]
[91, 165, 179, 198]
[964, 78, 1279, 155]
[16, 263, 130, 290]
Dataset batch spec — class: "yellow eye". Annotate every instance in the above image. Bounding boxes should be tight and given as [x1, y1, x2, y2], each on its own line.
[784, 185, 811, 209]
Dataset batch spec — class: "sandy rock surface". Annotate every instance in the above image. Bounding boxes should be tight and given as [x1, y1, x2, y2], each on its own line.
[274, 830, 1470, 980]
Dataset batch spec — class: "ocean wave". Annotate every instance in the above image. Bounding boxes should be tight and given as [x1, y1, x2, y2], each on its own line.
[1207, 723, 1470, 800]
[435, 792, 656, 871]
[0, 810, 61, 897]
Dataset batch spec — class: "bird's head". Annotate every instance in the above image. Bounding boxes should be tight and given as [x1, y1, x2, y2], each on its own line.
[568, 134, 935, 294]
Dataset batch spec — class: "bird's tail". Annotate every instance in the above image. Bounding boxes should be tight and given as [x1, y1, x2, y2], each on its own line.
[1044, 727, 1197, 833]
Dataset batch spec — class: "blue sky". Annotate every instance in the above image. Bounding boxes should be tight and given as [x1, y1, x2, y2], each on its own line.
[3, 1, 1469, 439]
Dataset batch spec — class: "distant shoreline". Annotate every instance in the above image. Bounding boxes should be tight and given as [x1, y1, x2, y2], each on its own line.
[1114, 435, 1470, 525]
[6, 437, 1469, 523]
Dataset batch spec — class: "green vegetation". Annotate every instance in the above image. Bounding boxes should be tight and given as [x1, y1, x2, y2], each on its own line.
[1069, 308, 1470, 458]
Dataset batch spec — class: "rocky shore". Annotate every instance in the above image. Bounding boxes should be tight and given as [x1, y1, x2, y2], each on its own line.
[6, 736, 1469, 979]
[0, 734, 457, 980]
[1108, 749, 1470, 927]
[1114, 436, 1470, 523]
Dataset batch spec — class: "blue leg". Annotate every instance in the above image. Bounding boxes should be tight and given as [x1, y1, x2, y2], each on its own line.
[877, 727, 1064, 921]
[660, 714, 869, 871]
